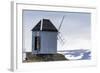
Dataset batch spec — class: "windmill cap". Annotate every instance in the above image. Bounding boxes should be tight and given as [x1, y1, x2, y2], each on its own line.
[31, 19, 58, 32]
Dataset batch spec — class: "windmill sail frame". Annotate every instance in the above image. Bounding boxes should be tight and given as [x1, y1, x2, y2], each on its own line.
[57, 16, 66, 46]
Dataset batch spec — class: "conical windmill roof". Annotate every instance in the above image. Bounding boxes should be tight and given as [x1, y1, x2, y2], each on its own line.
[32, 19, 58, 32]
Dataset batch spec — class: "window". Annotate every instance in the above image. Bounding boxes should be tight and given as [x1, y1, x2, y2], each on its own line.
[34, 36, 41, 51]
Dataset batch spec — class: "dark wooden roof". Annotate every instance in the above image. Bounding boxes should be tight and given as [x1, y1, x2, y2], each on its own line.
[32, 19, 58, 32]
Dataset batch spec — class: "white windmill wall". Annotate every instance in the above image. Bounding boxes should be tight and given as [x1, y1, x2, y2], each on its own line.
[32, 31, 58, 54]
[40, 31, 58, 54]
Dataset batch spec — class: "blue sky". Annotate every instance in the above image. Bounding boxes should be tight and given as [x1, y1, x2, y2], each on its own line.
[23, 10, 91, 52]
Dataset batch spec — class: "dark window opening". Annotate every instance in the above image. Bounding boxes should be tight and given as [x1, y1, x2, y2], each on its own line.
[34, 36, 41, 51]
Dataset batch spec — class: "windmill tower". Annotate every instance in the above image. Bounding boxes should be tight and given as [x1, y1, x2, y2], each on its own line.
[31, 16, 66, 54]
[32, 19, 58, 54]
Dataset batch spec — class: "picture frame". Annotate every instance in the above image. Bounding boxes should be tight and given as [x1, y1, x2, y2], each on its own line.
[11, 1, 97, 71]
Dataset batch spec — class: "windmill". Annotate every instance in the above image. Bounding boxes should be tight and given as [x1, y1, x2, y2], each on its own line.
[31, 16, 66, 54]
[57, 16, 66, 46]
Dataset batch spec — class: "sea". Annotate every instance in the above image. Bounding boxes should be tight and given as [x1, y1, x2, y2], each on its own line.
[58, 49, 91, 60]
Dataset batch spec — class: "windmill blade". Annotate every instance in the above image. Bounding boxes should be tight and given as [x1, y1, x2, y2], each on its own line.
[57, 36, 64, 46]
[57, 16, 66, 46]
[58, 16, 65, 31]
[57, 33, 65, 45]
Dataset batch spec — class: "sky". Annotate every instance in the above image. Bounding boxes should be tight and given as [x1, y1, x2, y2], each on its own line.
[22, 10, 91, 52]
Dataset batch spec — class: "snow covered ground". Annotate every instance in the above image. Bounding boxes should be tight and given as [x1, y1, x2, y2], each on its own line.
[58, 49, 91, 60]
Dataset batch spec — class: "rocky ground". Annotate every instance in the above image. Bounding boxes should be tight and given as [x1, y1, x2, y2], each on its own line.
[23, 52, 68, 62]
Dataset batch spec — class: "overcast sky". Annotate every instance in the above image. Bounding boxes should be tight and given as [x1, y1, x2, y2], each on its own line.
[23, 10, 91, 52]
